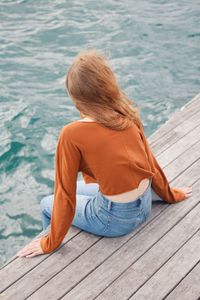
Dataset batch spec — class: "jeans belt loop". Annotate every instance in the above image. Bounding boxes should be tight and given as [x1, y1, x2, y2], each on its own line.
[108, 200, 112, 211]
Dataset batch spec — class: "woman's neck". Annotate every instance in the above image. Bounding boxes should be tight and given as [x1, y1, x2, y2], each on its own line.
[79, 113, 95, 121]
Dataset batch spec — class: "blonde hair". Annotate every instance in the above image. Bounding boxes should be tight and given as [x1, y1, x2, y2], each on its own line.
[66, 49, 143, 131]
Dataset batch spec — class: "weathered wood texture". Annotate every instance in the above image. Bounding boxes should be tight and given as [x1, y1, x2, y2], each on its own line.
[1, 93, 200, 300]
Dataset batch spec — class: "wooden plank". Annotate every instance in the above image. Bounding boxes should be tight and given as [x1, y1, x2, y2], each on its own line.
[148, 93, 200, 144]
[172, 157, 200, 187]
[149, 93, 200, 142]
[152, 109, 200, 156]
[1, 231, 102, 299]
[129, 230, 200, 300]
[165, 262, 200, 300]
[0, 226, 83, 292]
[94, 202, 200, 300]
[184, 93, 200, 108]
[164, 139, 200, 181]
[156, 123, 200, 167]
[0, 225, 51, 269]
[27, 176, 200, 300]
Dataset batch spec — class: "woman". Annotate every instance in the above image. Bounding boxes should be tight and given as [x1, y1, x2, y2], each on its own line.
[17, 50, 192, 258]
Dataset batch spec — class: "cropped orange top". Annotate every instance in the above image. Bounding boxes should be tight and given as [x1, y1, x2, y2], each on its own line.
[40, 120, 186, 253]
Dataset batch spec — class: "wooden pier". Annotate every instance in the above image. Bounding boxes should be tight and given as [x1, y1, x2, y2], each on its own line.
[1, 93, 200, 300]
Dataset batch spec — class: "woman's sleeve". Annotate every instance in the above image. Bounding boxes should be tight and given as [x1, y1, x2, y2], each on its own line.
[40, 126, 81, 253]
[138, 123, 186, 204]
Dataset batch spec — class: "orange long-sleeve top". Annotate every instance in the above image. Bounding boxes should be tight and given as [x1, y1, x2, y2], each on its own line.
[40, 120, 186, 253]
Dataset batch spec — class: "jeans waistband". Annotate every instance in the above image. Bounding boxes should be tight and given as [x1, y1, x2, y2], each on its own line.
[97, 178, 152, 211]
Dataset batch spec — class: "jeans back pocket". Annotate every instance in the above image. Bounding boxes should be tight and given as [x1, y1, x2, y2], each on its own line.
[110, 204, 144, 224]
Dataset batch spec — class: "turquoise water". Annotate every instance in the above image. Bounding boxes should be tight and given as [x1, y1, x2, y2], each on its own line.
[0, 0, 199, 267]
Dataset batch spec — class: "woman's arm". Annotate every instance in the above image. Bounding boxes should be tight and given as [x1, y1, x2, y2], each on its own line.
[138, 123, 186, 203]
[40, 125, 81, 254]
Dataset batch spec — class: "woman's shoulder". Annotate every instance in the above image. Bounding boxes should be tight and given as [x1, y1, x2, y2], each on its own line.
[59, 121, 78, 136]
[61, 120, 98, 132]
[59, 120, 98, 140]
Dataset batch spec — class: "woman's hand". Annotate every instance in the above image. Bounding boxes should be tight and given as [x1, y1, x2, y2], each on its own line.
[179, 186, 193, 199]
[17, 237, 44, 258]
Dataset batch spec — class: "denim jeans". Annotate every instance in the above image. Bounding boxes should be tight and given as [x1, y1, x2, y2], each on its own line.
[40, 178, 163, 237]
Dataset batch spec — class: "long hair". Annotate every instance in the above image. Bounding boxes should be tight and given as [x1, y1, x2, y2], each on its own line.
[65, 49, 143, 131]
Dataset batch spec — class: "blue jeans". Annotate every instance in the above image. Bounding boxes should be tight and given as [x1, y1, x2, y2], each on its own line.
[40, 178, 163, 237]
